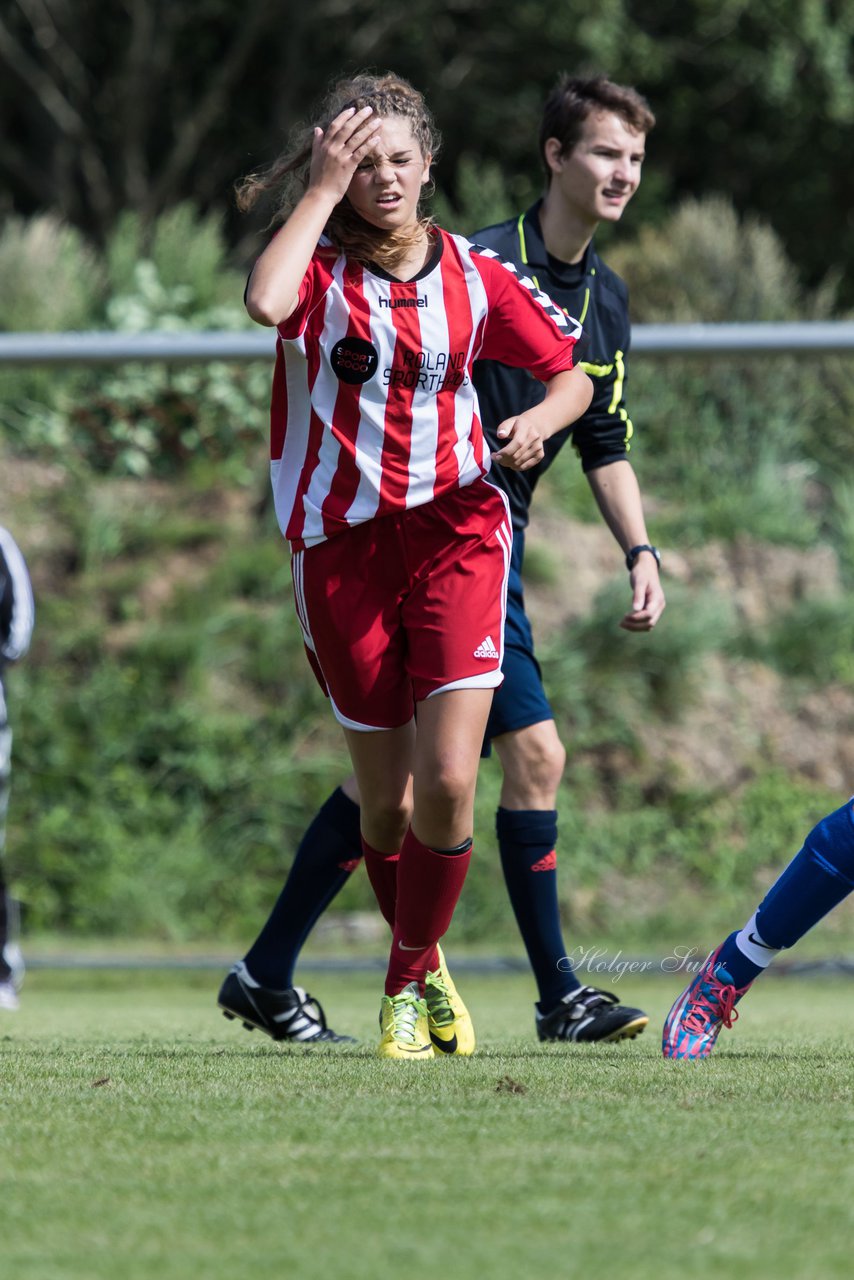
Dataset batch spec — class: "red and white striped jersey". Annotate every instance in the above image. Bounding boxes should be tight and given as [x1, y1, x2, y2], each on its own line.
[269, 227, 586, 549]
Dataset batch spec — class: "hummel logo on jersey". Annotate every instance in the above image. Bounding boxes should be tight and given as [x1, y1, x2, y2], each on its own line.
[473, 635, 499, 659]
[379, 296, 428, 308]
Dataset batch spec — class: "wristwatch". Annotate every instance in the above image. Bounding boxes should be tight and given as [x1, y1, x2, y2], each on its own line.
[625, 544, 661, 571]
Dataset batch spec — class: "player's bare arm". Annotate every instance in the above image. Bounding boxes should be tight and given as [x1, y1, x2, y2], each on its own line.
[492, 366, 593, 472]
[586, 459, 666, 630]
[245, 107, 382, 326]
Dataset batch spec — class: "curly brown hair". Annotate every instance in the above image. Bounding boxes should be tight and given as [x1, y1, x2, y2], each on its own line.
[237, 73, 441, 273]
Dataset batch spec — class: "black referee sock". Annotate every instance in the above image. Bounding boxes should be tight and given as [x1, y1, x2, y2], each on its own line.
[244, 786, 363, 989]
[496, 807, 581, 1010]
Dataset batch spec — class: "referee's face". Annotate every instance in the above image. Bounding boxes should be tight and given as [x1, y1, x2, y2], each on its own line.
[546, 110, 645, 231]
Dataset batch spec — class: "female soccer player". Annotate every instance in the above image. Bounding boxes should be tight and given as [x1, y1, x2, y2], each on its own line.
[232, 73, 592, 1059]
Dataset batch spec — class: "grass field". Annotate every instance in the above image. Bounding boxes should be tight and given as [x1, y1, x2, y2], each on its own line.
[2, 965, 852, 1280]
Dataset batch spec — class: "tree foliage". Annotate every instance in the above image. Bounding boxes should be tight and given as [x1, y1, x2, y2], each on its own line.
[2, 0, 852, 298]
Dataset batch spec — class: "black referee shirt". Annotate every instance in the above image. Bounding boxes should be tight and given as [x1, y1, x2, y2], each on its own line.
[472, 200, 635, 531]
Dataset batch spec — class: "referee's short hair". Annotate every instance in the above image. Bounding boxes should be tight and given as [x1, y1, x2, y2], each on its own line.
[539, 74, 655, 179]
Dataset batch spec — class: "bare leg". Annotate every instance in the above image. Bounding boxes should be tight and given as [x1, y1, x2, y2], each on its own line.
[342, 720, 415, 853]
[411, 688, 495, 847]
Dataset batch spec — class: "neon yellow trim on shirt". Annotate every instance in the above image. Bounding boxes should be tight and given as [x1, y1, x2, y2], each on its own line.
[518, 214, 591, 323]
[608, 349, 625, 414]
[517, 217, 632, 448]
[516, 213, 529, 264]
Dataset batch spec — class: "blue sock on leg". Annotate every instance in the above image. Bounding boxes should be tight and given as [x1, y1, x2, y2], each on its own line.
[717, 799, 854, 988]
[496, 807, 580, 1010]
[244, 787, 362, 988]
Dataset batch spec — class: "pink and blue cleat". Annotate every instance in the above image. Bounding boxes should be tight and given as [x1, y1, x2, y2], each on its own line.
[662, 946, 753, 1059]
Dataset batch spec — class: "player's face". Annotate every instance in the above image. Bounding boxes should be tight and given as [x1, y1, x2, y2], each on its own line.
[546, 110, 645, 228]
[346, 116, 431, 231]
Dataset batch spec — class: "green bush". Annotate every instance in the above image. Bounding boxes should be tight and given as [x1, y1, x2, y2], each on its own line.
[547, 577, 735, 721]
[1, 206, 268, 479]
[105, 204, 243, 313]
[432, 154, 536, 238]
[609, 195, 834, 324]
[736, 595, 854, 686]
[5, 508, 350, 939]
[609, 196, 854, 542]
[0, 215, 106, 436]
[0, 214, 105, 332]
[829, 477, 854, 582]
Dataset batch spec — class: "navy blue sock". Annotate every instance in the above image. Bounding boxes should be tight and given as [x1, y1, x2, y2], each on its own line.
[244, 787, 363, 988]
[717, 799, 854, 987]
[496, 807, 580, 1010]
[714, 929, 761, 989]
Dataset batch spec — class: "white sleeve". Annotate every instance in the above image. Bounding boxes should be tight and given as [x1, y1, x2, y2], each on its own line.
[0, 527, 35, 662]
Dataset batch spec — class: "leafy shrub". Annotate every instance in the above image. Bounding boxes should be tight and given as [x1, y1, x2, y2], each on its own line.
[609, 195, 835, 324]
[736, 596, 854, 686]
[105, 204, 243, 312]
[431, 153, 536, 237]
[0, 214, 105, 332]
[608, 196, 854, 540]
[830, 479, 854, 582]
[549, 578, 736, 720]
[1, 206, 269, 479]
[0, 215, 106, 436]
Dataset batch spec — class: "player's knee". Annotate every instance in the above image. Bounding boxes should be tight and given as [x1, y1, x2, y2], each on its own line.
[417, 759, 475, 818]
[362, 795, 411, 851]
[538, 735, 566, 791]
[505, 730, 566, 801]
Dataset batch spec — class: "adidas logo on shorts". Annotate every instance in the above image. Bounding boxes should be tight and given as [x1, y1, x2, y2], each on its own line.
[473, 635, 499, 659]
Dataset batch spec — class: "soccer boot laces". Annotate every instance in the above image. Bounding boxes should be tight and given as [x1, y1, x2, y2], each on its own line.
[378, 981, 435, 1060]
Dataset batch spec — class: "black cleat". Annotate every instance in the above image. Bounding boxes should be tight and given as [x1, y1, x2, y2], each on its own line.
[536, 985, 648, 1043]
[218, 961, 355, 1044]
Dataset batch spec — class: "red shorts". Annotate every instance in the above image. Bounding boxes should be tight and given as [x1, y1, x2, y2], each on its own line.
[291, 479, 512, 731]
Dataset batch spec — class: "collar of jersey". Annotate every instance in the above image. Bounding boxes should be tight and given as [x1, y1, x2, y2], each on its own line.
[365, 230, 444, 284]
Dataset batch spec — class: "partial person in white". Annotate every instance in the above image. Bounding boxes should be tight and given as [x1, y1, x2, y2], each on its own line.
[0, 526, 35, 1012]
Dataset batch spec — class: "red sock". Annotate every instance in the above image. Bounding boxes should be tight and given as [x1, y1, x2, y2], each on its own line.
[361, 836, 399, 929]
[385, 827, 472, 995]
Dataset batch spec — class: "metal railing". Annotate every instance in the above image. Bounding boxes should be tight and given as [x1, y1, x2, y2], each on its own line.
[1, 321, 854, 366]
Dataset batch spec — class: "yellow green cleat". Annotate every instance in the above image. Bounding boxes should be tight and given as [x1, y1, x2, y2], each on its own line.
[424, 945, 476, 1056]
